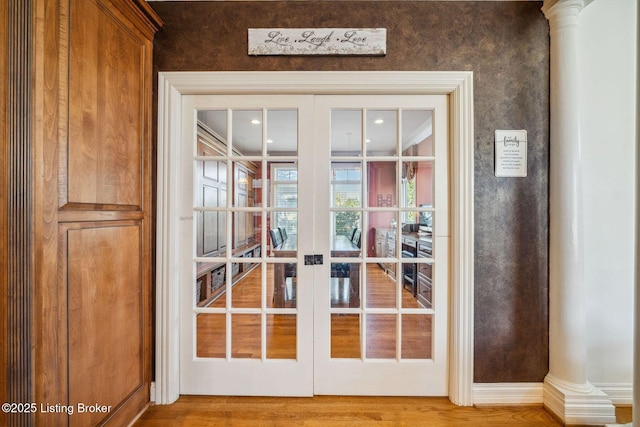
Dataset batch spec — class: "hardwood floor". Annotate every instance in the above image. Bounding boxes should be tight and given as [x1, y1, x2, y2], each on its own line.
[162, 265, 634, 427]
[196, 263, 430, 360]
[134, 395, 568, 426]
[135, 397, 633, 426]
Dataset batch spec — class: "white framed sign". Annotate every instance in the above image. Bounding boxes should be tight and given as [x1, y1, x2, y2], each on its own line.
[494, 130, 527, 177]
[248, 28, 386, 56]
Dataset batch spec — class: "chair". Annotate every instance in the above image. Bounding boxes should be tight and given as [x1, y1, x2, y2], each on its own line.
[270, 227, 295, 306]
[348, 226, 357, 241]
[269, 228, 283, 248]
[352, 229, 361, 248]
[279, 227, 288, 241]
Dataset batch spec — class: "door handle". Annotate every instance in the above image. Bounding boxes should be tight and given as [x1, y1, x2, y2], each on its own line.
[304, 254, 324, 265]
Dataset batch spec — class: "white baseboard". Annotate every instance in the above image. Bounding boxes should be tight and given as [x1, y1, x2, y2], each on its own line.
[593, 383, 633, 406]
[472, 381, 632, 409]
[544, 374, 616, 425]
[472, 383, 544, 405]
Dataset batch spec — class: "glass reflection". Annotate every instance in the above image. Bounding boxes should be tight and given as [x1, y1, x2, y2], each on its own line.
[196, 262, 227, 307]
[267, 314, 297, 359]
[367, 161, 397, 208]
[369, 211, 398, 258]
[331, 110, 362, 157]
[267, 262, 297, 309]
[366, 314, 396, 359]
[400, 262, 421, 309]
[366, 262, 396, 308]
[401, 161, 433, 209]
[330, 262, 360, 308]
[196, 313, 226, 358]
[231, 262, 260, 308]
[331, 162, 362, 207]
[232, 211, 258, 252]
[401, 110, 433, 157]
[232, 110, 262, 155]
[416, 260, 433, 309]
[269, 163, 298, 208]
[366, 110, 397, 157]
[231, 314, 261, 359]
[197, 110, 228, 150]
[401, 314, 432, 359]
[331, 314, 360, 358]
[331, 213, 361, 258]
[267, 110, 298, 156]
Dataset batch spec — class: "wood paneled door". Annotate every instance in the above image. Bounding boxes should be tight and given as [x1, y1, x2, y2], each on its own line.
[2, 0, 161, 425]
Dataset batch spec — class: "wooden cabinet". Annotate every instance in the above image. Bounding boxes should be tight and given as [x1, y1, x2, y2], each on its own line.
[375, 228, 397, 279]
[194, 126, 260, 307]
[197, 134, 227, 257]
[5, 1, 163, 425]
[234, 163, 257, 248]
[375, 230, 385, 258]
[386, 232, 397, 278]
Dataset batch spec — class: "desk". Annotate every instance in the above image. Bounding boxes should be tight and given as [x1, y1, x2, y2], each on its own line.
[272, 235, 361, 308]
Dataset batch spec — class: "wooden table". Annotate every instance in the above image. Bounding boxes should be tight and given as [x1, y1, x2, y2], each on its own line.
[272, 235, 361, 308]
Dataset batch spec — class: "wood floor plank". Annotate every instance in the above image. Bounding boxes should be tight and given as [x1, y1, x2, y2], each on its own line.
[198, 263, 429, 360]
[134, 395, 566, 426]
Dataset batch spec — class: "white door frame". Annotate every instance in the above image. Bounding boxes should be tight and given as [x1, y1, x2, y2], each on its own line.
[155, 71, 475, 405]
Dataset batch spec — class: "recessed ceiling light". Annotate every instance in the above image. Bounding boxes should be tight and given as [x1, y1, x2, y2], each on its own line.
[266, 139, 274, 144]
[251, 119, 261, 125]
[374, 119, 384, 124]
[366, 139, 371, 143]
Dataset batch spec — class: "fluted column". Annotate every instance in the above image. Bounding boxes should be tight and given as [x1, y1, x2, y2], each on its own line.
[541, 0, 615, 424]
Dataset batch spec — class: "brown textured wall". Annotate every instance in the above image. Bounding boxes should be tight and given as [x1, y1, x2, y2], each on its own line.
[151, 0, 550, 383]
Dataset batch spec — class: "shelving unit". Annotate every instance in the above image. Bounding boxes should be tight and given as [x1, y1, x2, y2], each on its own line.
[196, 242, 261, 307]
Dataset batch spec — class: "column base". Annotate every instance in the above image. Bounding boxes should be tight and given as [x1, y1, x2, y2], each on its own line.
[544, 374, 616, 425]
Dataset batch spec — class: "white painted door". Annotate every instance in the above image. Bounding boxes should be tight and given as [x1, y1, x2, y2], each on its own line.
[179, 94, 316, 395]
[179, 93, 449, 396]
[313, 95, 449, 395]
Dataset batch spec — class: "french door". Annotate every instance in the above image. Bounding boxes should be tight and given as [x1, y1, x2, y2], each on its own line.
[179, 93, 449, 396]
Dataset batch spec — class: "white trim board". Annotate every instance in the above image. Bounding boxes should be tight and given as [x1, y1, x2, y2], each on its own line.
[473, 382, 632, 407]
[155, 71, 475, 405]
[594, 383, 633, 406]
[473, 383, 544, 406]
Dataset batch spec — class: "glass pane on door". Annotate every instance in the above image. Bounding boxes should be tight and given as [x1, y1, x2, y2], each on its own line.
[315, 96, 447, 396]
[182, 93, 448, 398]
[187, 99, 310, 393]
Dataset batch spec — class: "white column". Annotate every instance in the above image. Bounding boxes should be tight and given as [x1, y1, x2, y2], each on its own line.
[541, 0, 616, 424]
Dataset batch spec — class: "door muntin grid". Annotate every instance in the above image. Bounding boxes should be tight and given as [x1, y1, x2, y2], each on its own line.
[193, 108, 300, 361]
[328, 107, 439, 362]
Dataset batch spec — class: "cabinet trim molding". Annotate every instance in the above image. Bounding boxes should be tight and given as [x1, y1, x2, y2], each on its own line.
[4, 0, 35, 424]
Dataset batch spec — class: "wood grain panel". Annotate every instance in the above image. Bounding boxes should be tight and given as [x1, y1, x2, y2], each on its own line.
[34, 0, 68, 424]
[66, 224, 144, 427]
[5, 1, 36, 425]
[66, 0, 145, 208]
[1, 1, 8, 425]
[30, 0, 159, 425]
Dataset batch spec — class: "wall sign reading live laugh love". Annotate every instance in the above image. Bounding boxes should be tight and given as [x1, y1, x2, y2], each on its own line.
[248, 28, 387, 56]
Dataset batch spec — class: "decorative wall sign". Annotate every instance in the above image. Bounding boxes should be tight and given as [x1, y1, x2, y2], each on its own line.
[248, 28, 387, 56]
[494, 130, 527, 177]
